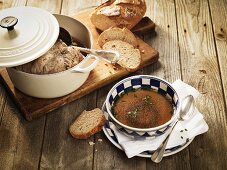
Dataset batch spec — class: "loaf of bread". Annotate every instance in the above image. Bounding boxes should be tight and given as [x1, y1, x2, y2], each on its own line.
[90, 0, 146, 31]
[15, 39, 82, 74]
[69, 108, 106, 139]
[99, 27, 141, 71]
[98, 27, 138, 48]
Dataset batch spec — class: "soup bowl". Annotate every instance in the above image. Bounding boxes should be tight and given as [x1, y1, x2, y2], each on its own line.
[105, 75, 180, 138]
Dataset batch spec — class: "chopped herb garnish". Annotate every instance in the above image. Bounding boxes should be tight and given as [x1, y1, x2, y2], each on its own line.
[127, 108, 139, 118]
[186, 138, 189, 142]
[143, 95, 152, 104]
[185, 129, 188, 131]
[181, 136, 183, 139]
[180, 130, 184, 132]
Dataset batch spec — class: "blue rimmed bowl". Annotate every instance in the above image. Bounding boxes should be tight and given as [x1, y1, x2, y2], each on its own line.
[105, 75, 180, 138]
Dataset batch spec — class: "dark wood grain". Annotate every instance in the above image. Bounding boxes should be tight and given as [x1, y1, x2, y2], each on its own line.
[92, 1, 186, 169]
[0, 83, 6, 125]
[0, 1, 46, 170]
[0, 96, 46, 170]
[38, 1, 100, 169]
[208, 0, 227, 134]
[0, 1, 61, 170]
[0, 0, 28, 127]
[0, 0, 227, 169]
[39, 94, 96, 169]
[175, 0, 227, 169]
[144, 0, 191, 169]
[93, 84, 146, 170]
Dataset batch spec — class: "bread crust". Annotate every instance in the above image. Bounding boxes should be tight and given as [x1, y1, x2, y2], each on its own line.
[90, 0, 146, 31]
[70, 116, 106, 139]
[98, 27, 138, 48]
[103, 40, 141, 72]
[69, 109, 106, 139]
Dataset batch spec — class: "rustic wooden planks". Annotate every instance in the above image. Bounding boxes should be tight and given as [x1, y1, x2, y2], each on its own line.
[0, 0, 28, 128]
[94, 0, 190, 169]
[39, 96, 96, 169]
[175, 0, 227, 169]
[0, 83, 6, 125]
[38, 1, 101, 170]
[207, 0, 227, 168]
[208, 0, 227, 123]
[0, 102, 46, 169]
[95, 87, 147, 170]
[144, 0, 192, 169]
[0, 0, 27, 9]
[26, 0, 62, 13]
[0, 0, 61, 170]
[0, 0, 227, 169]
[61, 0, 102, 16]
[0, 97, 45, 170]
[0, 0, 43, 169]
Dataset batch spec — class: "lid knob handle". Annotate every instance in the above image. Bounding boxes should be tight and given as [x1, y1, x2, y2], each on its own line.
[0, 16, 18, 31]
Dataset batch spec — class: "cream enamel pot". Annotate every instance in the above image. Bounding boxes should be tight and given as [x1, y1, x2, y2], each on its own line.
[6, 14, 98, 98]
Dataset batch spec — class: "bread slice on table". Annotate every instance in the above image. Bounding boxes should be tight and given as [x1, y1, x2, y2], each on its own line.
[103, 40, 141, 71]
[90, 0, 146, 31]
[98, 27, 138, 48]
[69, 108, 106, 139]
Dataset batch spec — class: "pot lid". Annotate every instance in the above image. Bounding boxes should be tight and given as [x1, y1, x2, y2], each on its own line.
[0, 6, 59, 67]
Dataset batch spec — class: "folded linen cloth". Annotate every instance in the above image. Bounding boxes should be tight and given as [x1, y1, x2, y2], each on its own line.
[108, 80, 209, 158]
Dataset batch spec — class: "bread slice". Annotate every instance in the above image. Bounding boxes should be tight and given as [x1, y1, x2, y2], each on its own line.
[69, 108, 106, 139]
[90, 0, 146, 31]
[103, 40, 141, 71]
[98, 27, 138, 48]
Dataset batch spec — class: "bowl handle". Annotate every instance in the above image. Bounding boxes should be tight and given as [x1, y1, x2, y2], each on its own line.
[71, 54, 99, 73]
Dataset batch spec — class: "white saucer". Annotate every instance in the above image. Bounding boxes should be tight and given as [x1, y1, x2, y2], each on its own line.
[102, 103, 194, 158]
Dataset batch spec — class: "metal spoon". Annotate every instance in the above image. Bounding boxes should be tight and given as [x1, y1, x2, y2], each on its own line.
[151, 95, 195, 163]
[58, 27, 119, 64]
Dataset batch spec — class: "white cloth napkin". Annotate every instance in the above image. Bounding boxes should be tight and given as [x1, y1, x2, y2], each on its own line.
[109, 80, 209, 158]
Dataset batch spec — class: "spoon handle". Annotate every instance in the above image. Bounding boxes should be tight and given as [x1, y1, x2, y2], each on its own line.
[151, 121, 178, 163]
[73, 46, 93, 54]
[72, 46, 119, 63]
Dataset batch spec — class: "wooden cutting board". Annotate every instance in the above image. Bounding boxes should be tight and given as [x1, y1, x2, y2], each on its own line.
[0, 9, 159, 121]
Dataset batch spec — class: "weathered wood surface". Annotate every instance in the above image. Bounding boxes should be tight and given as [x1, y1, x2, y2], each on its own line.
[144, 0, 192, 169]
[0, 0, 227, 170]
[175, 0, 227, 169]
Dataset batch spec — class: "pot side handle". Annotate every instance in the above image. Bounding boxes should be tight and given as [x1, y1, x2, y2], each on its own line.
[71, 54, 99, 73]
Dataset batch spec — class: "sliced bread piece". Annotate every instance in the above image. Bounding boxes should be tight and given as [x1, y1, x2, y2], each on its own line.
[103, 40, 141, 71]
[98, 27, 138, 48]
[103, 39, 134, 51]
[69, 108, 106, 139]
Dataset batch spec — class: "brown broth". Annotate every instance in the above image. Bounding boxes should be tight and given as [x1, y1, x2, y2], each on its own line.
[113, 89, 173, 128]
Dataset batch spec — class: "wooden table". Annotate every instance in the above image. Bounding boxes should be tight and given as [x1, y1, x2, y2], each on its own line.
[0, 0, 226, 169]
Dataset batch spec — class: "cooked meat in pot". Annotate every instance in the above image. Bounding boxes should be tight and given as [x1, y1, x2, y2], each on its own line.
[15, 39, 82, 74]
